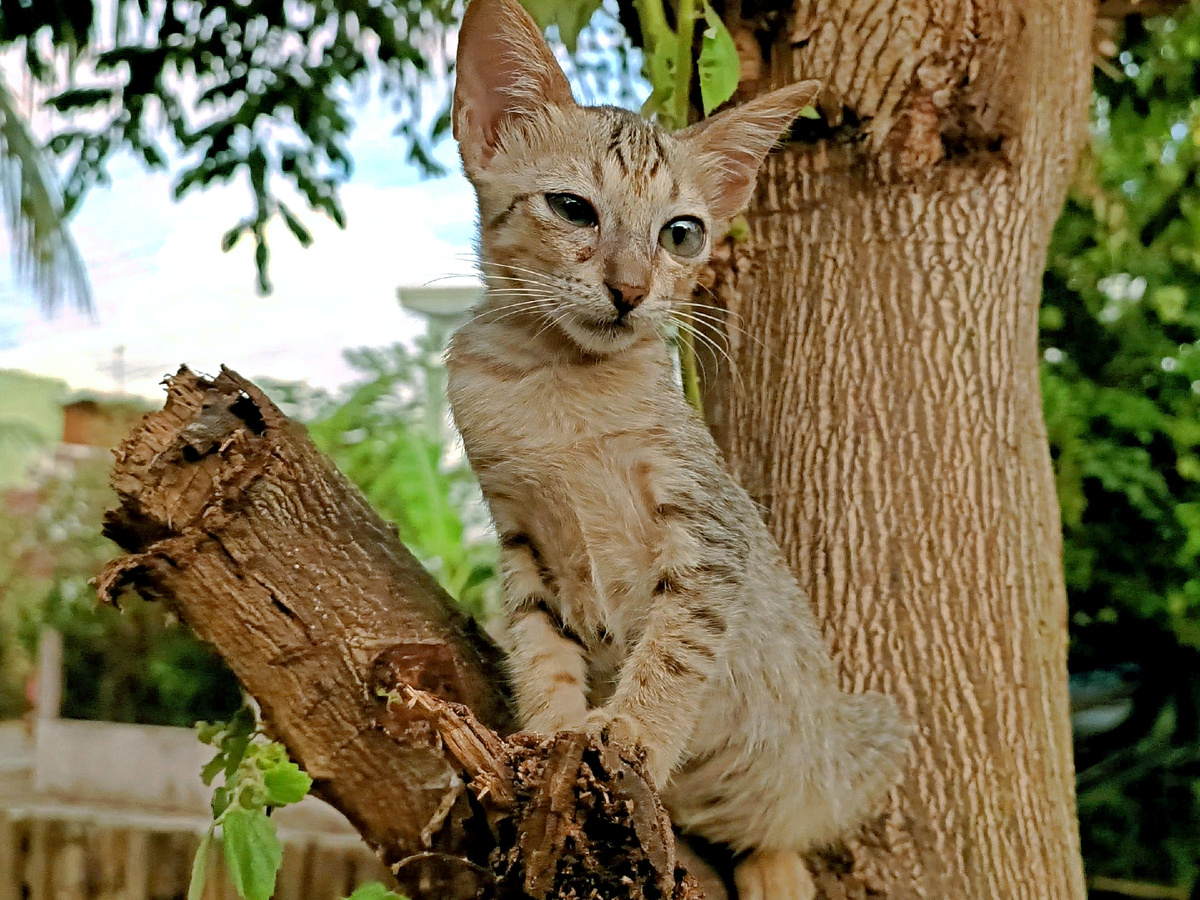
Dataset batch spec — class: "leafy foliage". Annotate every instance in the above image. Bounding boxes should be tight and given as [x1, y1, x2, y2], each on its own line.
[2, 0, 645, 296]
[1043, 10, 1200, 889]
[4, 0, 464, 294]
[345, 884, 408, 900]
[190, 708, 310, 900]
[189, 708, 406, 900]
[0, 450, 241, 724]
[0, 75, 91, 313]
[522, 0, 605, 52]
[696, 1, 738, 116]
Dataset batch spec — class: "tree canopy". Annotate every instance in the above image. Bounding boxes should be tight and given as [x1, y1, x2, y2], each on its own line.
[0, 0, 647, 297]
[2, 0, 465, 294]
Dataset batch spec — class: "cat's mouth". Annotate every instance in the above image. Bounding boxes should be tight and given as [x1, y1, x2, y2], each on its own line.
[572, 313, 637, 339]
[559, 311, 645, 356]
[597, 316, 635, 332]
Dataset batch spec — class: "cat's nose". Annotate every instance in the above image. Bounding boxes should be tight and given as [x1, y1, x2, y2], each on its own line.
[607, 283, 647, 316]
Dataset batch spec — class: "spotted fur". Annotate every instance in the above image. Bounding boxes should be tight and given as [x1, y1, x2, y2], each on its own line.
[446, 0, 909, 894]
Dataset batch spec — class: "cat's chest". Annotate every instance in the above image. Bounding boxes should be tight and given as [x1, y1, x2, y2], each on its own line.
[446, 342, 669, 459]
[447, 343, 681, 634]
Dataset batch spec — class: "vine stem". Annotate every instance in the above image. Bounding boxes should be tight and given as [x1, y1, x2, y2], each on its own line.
[679, 325, 704, 411]
[673, 0, 704, 413]
[671, 0, 697, 131]
[634, 0, 672, 60]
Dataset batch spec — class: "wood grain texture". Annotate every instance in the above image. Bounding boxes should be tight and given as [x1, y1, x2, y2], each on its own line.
[706, 0, 1093, 896]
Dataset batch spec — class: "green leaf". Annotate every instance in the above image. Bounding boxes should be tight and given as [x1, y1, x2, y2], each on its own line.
[263, 761, 312, 807]
[698, 3, 739, 115]
[519, 0, 603, 52]
[344, 883, 408, 900]
[1150, 284, 1187, 321]
[220, 222, 249, 253]
[201, 750, 227, 786]
[222, 808, 282, 900]
[222, 734, 251, 781]
[45, 87, 113, 112]
[278, 203, 314, 249]
[211, 786, 232, 819]
[188, 829, 214, 900]
[228, 706, 258, 740]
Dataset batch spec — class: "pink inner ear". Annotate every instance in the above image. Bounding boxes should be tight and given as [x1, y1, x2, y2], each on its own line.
[690, 128, 778, 220]
[453, 0, 574, 165]
[678, 81, 820, 219]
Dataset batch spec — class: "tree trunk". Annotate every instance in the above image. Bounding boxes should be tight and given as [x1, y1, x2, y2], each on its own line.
[704, 0, 1093, 897]
[96, 367, 719, 900]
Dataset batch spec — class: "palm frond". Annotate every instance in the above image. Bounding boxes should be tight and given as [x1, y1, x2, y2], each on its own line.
[0, 75, 91, 315]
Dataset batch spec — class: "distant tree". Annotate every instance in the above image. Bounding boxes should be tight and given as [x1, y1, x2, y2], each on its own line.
[0, 0, 465, 295]
[1044, 8, 1200, 888]
[0, 451, 241, 724]
[0, 73, 89, 313]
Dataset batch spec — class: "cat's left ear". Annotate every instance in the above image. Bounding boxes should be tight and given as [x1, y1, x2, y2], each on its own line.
[677, 81, 822, 221]
[453, 0, 576, 174]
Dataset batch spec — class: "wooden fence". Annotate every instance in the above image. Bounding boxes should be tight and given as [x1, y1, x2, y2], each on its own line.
[0, 632, 391, 900]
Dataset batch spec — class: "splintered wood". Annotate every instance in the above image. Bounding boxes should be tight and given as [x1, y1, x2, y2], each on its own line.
[95, 366, 715, 900]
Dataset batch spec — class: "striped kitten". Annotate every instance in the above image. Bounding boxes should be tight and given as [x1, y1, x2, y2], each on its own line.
[446, 1, 909, 896]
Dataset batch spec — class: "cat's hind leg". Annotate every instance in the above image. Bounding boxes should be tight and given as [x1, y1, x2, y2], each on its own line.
[733, 850, 816, 900]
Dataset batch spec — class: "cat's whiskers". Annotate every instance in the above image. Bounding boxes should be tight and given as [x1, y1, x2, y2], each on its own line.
[677, 295, 781, 367]
[531, 307, 571, 344]
[670, 302, 738, 354]
[476, 259, 562, 291]
[678, 309, 743, 356]
[669, 319, 716, 392]
[670, 313, 746, 394]
[483, 290, 558, 299]
[686, 286, 781, 360]
[418, 272, 486, 287]
[678, 290, 751, 326]
[476, 298, 557, 328]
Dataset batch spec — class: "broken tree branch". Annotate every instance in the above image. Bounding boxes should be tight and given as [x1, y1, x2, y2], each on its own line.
[96, 366, 721, 900]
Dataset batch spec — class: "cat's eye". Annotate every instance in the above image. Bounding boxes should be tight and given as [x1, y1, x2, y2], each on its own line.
[659, 216, 706, 258]
[546, 193, 599, 227]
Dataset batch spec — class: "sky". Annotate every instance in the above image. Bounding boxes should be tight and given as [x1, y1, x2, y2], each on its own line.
[0, 92, 481, 400]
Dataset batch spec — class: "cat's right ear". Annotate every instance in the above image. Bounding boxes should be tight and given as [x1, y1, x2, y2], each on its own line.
[453, 0, 575, 174]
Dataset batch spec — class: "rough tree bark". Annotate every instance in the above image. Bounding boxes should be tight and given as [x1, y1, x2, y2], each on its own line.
[699, 0, 1095, 897]
[96, 367, 722, 900]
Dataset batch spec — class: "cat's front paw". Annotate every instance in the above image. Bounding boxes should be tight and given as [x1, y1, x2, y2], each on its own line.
[733, 850, 815, 900]
[584, 710, 670, 787]
[583, 708, 639, 745]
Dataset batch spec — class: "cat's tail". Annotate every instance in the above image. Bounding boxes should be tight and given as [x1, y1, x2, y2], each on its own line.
[830, 689, 911, 829]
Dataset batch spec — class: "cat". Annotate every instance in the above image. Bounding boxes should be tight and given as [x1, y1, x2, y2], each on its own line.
[444, 1, 910, 897]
